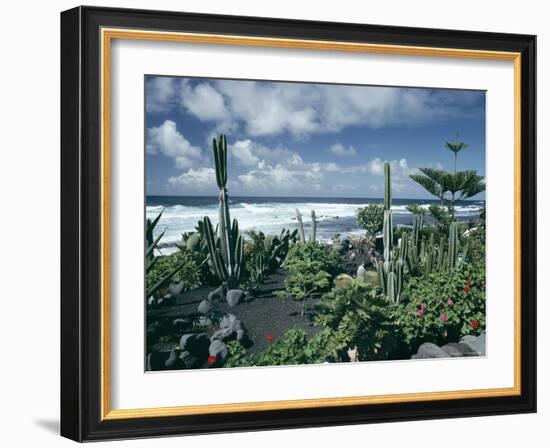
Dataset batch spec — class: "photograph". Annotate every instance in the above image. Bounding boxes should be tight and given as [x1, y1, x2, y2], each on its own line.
[144, 76, 487, 371]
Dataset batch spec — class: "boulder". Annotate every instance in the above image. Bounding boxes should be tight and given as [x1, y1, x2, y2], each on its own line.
[209, 339, 229, 362]
[440, 342, 477, 357]
[411, 342, 450, 359]
[169, 281, 184, 295]
[219, 314, 238, 329]
[179, 350, 201, 369]
[460, 333, 486, 356]
[208, 284, 226, 302]
[236, 329, 246, 342]
[211, 327, 235, 342]
[164, 349, 184, 369]
[172, 317, 193, 332]
[197, 299, 213, 314]
[179, 333, 210, 357]
[147, 351, 172, 371]
[226, 289, 245, 306]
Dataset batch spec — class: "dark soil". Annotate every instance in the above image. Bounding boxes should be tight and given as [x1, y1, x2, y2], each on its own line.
[147, 269, 322, 357]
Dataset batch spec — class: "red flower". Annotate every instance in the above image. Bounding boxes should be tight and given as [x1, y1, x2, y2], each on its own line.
[207, 355, 217, 364]
[417, 309, 424, 317]
[447, 299, 454, 306]
[463, 287, 471, 293]
[440, 313, 449, 322]
[266, 335, 274, 341]
[421, 303, 427, 310]
[470, 319, 480, 329]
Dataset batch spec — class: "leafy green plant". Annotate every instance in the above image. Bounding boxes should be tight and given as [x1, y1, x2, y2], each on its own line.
[463, 227, 486, 267]
[224, 340, 254, 368]
[146, 250, 200, 299]
[255, 328, 333, 366]
[356, 204, 384, 237]
[398, 263, 486, 350]
[315, 280, 406, 361]
[223, 329, 335, 368]
[279, 242, 343, 316]
[145, 210, 198, 299]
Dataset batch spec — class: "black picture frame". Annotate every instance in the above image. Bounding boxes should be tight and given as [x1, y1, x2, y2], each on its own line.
[61, 5, 536, 442]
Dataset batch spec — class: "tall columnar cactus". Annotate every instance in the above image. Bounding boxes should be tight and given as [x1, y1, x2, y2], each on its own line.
[384, 161, 391, 210]
[310, 210, 317, 243]
[412, 213, 424, 248]
[376, 161, 404, 302]
[203, 135, 244, 289]
[295, 208, 306, 242]
[447, 221, 459, 270]
[295, 208, 317, 243]
[382, 161, 393, 262]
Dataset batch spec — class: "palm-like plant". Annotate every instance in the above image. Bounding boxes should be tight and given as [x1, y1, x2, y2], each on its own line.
[410, 137, 485, 223]
[446, 138, 469, 175]
[410, 168, 451, 206]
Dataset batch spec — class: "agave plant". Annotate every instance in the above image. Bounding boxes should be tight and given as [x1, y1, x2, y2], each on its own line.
[145, 210, 190, 299]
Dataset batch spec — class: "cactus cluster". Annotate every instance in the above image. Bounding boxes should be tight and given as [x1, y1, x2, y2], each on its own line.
[376, 162, 404, 303]
[406, 222, 461, 277]
[202, 135, 244, 289]
[250, 228, 298, 284]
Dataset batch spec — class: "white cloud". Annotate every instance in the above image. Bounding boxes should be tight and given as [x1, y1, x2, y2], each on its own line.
[229, 139, 294, 167]
[238, 163, 323, 194]
[328, 143, 357, 157]
[146, 76, 482, 139]
[168, 167, 216, 192]
[192, 80, 481, 138]
[366, 157, 417, 193]
[146, 120, 202, 168]
[234, 142, 341, 194]
[179, 81, 232, 125]
[146, 77, 178, 113]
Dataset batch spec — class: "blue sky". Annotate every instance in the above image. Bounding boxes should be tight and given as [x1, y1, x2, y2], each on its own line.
[145, 76, 486, 199]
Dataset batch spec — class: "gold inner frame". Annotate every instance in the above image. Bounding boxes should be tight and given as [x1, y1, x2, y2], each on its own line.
[100, 28, 522, 421]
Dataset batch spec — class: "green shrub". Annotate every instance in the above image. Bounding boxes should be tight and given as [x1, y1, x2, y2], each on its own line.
[223, 329, 334, 368]
[278, 242, 343, 315]
[285, 242, 343, 277]
[315, 280, 406, 360]
[224, 340, 254, 368]
[146, 250, 200, 297]
[356, 204, 384, 237]
[255, 328, 333, 366]
[399, 263, 486, 350]
[463, 227, 486, 267]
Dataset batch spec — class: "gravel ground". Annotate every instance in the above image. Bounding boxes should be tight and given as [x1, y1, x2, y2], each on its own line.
[147, 269, 322, 357]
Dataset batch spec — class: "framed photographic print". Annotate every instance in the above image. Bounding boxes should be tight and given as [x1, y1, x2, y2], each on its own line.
[60, 6, 537, 442]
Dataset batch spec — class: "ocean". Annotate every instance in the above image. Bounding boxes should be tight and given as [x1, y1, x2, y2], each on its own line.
[146, 196, 484, 251]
